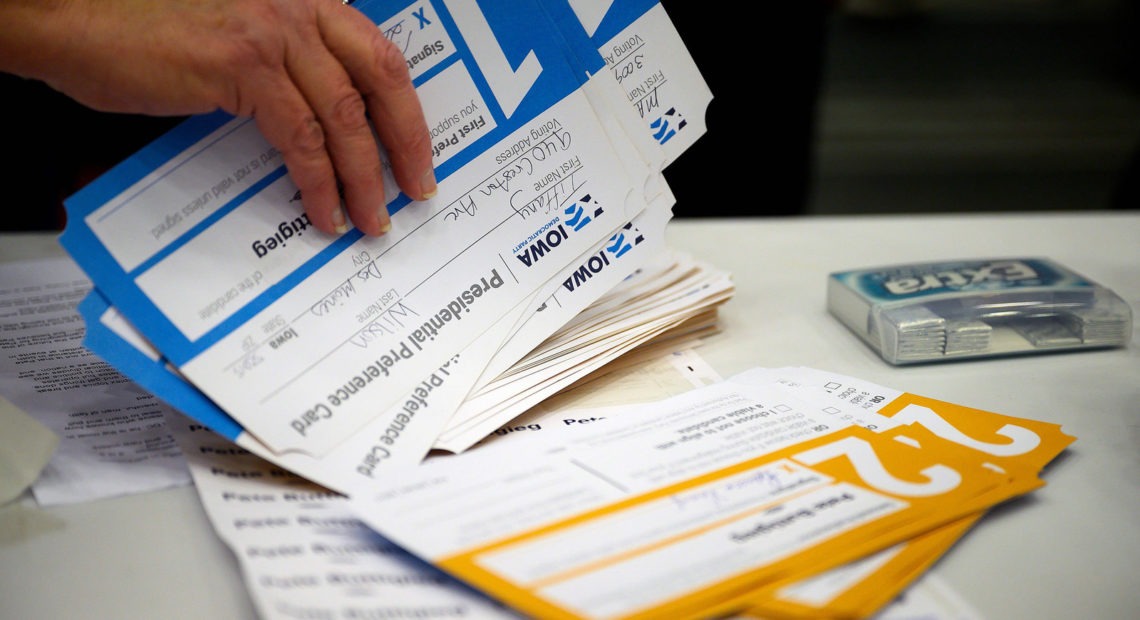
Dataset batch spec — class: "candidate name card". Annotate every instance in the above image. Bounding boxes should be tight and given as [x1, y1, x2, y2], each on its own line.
[60, 0, 675, 460]
[726, 367, 1074, 619]
[348, 379, 1034, 619]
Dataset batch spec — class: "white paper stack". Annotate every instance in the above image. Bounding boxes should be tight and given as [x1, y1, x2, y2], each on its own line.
[57, 0, 730, 495]
[342, 364, 1075, 620]
[434, 249, 734, 453]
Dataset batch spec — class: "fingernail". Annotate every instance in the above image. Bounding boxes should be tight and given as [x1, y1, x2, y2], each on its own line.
[421, 169, 438, 200]
[332, 207, 349, 234]
[375, 204, 392, 235]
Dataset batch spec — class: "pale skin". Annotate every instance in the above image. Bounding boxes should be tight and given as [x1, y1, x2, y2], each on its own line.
[0, 0, 437, 237]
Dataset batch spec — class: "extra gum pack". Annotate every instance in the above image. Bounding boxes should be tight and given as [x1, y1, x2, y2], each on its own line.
[827, 257, 1133, 365]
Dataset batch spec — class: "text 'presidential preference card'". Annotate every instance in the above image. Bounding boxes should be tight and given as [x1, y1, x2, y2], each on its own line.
[59, 0, 721, 493]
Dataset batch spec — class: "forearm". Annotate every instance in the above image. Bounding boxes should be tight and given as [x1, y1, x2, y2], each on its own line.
[1, 0, 436, 236]
[0, 0, 201, 114]
[0, 1, 83, 83]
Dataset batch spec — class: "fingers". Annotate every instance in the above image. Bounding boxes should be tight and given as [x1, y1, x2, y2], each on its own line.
[249, 72, 349, 236]
[283, 3, 393, 236]
[15, 0, 432, 238]
[226, 0, 435, 238]
[316, 2, 436, 202]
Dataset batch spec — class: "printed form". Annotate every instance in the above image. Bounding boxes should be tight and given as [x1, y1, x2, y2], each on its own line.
[0, 259, 190, 505]
[347, 377, 1033, 619]
[731, 366, 1073, 619]
[166, 413, 522, 620]
[466, 363, 1069, 618]
[169, 362, 1007, 620]
[61, 0, 713, 492]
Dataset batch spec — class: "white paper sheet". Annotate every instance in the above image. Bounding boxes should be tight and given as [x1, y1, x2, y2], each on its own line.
[346, 364, 1041, 619]
[60, 0, 661, 463]
[47, 4, 717, 512]
[166, 413, 523, 620]
[0, 258, 189, 505]
[346, 381, 883, 617]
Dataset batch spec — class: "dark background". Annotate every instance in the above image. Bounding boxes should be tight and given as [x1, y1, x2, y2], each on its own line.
[2, 0, 1136, 232]
[663, 0, 1140, 216]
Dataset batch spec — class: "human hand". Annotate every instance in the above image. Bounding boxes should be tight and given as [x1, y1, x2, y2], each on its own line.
[0, 0, 435, 236]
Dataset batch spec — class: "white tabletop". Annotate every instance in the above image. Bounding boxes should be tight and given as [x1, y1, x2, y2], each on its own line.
[2, 212, 1138, 619]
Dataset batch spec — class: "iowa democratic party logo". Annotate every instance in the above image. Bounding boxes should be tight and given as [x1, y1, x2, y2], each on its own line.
[514, 195, 604, 268]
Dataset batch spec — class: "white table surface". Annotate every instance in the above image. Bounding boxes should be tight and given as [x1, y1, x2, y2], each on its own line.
[2, 212, 1138, 619]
